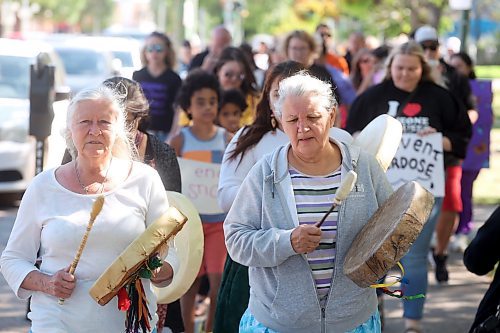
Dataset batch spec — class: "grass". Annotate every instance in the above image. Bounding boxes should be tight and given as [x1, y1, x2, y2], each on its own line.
[476, 65, 500, 79]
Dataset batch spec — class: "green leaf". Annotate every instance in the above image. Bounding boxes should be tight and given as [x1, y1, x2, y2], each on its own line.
[139, 267, 152, 279]
[149, 256, 163, 270]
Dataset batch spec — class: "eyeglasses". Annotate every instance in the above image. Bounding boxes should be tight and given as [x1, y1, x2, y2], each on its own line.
[146, 44, 165, 53]
[420, 42, 438, 51]
[223, 71, 245, 81]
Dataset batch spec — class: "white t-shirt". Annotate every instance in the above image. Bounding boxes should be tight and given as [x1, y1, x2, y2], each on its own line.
[0, 161, 178, 333]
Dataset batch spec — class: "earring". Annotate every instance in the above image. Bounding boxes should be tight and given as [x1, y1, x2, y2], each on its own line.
[270, 115, 277, 130]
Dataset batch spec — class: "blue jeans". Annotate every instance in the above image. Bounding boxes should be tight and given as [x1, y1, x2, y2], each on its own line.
[239, 308, 381, 332]
[400, 196, 443, 320]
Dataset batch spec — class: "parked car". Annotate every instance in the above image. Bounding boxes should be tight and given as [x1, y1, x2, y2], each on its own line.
[0, 38, 69, 196]
[102, 26, 152, 43]
[81, 36, 142, 79]
[52, 38, 119, 93]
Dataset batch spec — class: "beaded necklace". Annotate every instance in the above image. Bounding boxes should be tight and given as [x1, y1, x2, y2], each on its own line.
[74, 157, 113, 195]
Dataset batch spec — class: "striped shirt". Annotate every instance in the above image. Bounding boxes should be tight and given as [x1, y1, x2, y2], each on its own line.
[289, 166, 341, 303]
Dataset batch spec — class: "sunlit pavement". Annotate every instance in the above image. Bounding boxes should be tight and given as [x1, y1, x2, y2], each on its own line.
[383, 204, 497, 333]
[0, 205, 29, 333]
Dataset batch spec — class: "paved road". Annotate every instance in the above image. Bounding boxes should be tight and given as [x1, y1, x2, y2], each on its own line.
[0, 204, 497, 333]
[0, 204, 29, 333]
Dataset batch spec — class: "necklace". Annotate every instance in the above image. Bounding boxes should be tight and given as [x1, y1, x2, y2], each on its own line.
[74, 157, 113, 195]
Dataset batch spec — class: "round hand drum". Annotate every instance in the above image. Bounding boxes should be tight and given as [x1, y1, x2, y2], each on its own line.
[89, 192, 203, 306]
[154, 191, 204, 304]
[89, 205, 188, 305]
[352, 114, 402, 172]
[343, 181, 434, 288]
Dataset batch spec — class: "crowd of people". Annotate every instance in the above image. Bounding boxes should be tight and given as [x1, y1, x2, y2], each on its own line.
[0, 21, 497, 333]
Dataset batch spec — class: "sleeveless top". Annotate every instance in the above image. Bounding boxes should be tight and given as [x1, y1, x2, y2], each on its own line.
[180, 127, 227, 164]
[180, 126, 227, 222]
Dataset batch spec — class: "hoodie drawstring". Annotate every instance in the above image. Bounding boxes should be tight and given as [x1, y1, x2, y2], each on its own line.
[265, 171, 275, 198]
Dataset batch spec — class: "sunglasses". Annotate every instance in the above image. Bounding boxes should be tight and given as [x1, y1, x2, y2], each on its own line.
[146, 44, 165, 53]
[223, 71, 245, 81]
[420, 43, 438, 51]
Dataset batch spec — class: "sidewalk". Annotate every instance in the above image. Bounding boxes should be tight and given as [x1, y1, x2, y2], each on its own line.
[382, 204, 497, 333]
[0, 207, 29, 333]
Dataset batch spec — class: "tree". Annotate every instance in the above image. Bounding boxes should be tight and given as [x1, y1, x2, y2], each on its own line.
[178, 0, 496, 46]
[244, 0, 340, 38]
[30, 0, 114, 32]
[241, 0, 452, 41]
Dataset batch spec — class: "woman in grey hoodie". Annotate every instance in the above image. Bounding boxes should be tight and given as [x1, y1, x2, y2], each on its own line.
[224, 73, 392, 333]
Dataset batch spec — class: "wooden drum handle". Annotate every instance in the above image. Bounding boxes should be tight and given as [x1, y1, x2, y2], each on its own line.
[315, 171, 357, 228]
[59, 196, 105, 305]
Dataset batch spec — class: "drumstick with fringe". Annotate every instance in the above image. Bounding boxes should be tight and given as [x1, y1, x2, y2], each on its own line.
[315, 171, 357, 228]
[59, 195, 105, 305]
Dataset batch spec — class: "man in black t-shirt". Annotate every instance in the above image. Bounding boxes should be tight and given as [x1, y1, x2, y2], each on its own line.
[189, 26, 232, 73]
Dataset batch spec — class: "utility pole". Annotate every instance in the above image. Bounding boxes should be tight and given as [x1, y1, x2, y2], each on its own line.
[449, 0, 472, 52]
[223, 0, 245, 45]
[459, 8, 470, 52]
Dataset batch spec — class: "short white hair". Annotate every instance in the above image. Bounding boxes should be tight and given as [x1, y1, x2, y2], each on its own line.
[63, 85, 135, 161]
[274, 71, 338, 119]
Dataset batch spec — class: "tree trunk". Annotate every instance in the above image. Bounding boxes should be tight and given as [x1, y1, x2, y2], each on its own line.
[408, 0, 447, 30]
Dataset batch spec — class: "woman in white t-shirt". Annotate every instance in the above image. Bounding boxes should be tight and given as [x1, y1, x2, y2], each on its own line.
[0, 85, 178, 333]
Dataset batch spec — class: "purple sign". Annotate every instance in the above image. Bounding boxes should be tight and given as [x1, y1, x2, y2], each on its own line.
[462, 79, 493, 170]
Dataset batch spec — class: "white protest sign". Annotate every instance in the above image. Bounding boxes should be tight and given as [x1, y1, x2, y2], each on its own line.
[386, 132, 445, 197]
[177, 158, 224, 215]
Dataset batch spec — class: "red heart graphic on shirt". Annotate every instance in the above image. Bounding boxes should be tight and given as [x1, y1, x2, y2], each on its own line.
[403, 103, 422, 117]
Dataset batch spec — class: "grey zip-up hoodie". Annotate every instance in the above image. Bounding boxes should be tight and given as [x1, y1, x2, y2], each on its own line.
[224, 139, 393, 333]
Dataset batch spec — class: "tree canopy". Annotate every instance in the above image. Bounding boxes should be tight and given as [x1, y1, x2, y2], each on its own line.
[27, 0, 113, 32]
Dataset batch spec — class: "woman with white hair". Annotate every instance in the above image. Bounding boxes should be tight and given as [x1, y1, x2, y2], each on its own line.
[1, 85, 178, 332]
[224, 72, 392, 332]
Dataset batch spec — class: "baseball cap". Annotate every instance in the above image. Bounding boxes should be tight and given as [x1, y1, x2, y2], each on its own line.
[414, 25, 438, 43]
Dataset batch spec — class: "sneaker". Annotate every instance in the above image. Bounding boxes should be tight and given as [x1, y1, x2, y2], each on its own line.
[433, 254, 449, 283]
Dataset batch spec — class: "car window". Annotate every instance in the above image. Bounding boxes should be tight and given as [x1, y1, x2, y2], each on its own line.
[56, 49, 106, 75]
[112, 51, 134, 67]
[0, 55, 30, 99]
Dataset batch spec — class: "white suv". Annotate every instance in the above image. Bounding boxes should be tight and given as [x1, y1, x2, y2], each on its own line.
[0, 38, 69, 196]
